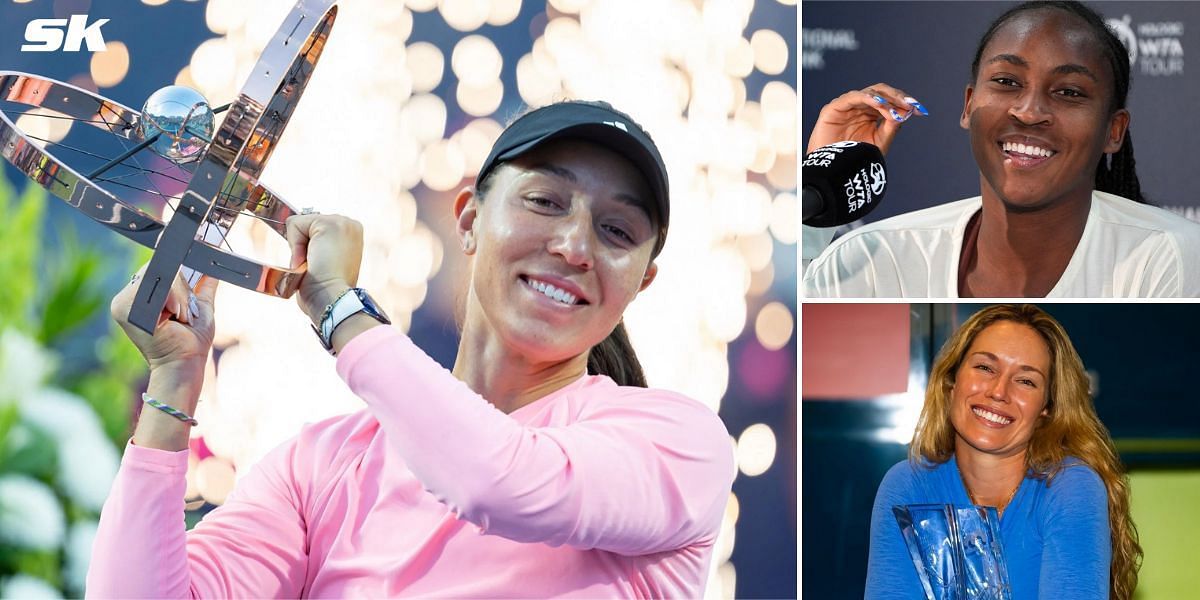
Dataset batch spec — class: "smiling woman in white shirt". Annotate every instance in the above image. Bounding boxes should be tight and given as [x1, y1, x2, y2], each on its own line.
[802, 0, 1200, 298]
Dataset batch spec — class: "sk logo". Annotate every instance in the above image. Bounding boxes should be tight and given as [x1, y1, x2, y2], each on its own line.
[22, 15, 110, 52]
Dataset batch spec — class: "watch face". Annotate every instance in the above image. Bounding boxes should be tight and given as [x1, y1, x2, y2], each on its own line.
[356, 289, 391, 324]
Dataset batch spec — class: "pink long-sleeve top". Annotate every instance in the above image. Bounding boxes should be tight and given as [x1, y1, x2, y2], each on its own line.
[87, 326, 736, 598]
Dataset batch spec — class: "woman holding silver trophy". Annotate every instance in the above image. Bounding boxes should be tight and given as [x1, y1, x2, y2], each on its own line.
[866, 305, 1141, 599]
[88, 100, 736, 598]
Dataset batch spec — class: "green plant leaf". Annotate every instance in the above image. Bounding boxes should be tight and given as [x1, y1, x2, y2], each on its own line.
[0, 403, 18, 465]
[71, 329, 146, 448]
[73, 372, 137, 449]
[37, 231, 108, 346]
[0, 421, 58, 480]
[10, 548, 62, 590]
[0, 181, 46, 329]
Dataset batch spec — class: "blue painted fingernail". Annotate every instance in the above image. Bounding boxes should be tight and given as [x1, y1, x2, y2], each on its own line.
[905, 96, 930, 116]
[873, 95, 887, 104]
[890, 108, 909, 122]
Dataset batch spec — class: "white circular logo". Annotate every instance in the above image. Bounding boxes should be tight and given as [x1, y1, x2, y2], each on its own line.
[1107, 15, 1137, 66]
[869, 162, 886, 196]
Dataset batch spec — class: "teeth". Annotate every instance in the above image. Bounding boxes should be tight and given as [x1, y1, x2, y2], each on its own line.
[1002, 141, 1054, 158]
[525, 277, 578, 305]
[972, 407, 1013, 425]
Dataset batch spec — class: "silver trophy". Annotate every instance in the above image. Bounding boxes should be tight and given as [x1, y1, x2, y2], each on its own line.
[892, 504, 1013, 600]
[0, 1, 337, 334]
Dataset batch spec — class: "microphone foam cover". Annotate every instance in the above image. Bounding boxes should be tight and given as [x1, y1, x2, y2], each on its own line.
[802, 141, 887, 228]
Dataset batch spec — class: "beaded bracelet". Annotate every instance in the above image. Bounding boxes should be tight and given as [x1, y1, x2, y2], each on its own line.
[141, 393, 199, 426]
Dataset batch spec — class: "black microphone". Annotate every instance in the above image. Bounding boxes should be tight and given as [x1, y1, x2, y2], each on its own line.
[802, 141, 888, 228]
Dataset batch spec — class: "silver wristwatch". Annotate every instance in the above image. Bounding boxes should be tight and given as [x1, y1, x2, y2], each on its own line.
[312, 287, 391, 355]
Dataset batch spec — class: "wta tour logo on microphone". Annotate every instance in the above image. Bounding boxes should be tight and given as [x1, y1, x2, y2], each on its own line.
[801, 141, 854, 168]
[805, 142, 886, 216]
[849, 160, 888, 214]
[843, 159, 885, 215]
[802, 141, 887, 227]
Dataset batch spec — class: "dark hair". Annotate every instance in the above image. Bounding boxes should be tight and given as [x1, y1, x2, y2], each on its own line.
[969, 1, 1146, 203]
[473, 102, 660, 388]
[586, 321, 648, 387]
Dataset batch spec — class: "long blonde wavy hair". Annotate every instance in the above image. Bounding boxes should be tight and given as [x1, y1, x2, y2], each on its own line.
[909, 304, 1142, 599]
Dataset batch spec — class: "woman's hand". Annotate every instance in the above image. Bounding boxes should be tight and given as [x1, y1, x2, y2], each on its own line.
[806, 83, 928, 155]
[286, 213, 364, 325]
[111, 266, 218, 379]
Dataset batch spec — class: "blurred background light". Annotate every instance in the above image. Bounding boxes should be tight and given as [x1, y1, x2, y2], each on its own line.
[452, 35, 503, 86]
[486, 0, 521, 26]
[407, 42, 446, 93]
[89, 41, 129, 88]
[14, 108, 72, 147]
[457, 79, 504, 117]
[439, 0, 491, 32]
[755, 302, 794, 352]
[736, 423, 777, 477]
[407, 0, 439, 12]
[750, 29, 788, 75]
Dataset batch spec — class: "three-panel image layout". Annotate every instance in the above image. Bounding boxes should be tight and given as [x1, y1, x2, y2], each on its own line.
[0, 0, 798, 598]
[803, 2, 1199, 599]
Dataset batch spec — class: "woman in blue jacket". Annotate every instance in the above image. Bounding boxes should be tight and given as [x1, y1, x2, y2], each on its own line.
[866, 304, 1141, 599]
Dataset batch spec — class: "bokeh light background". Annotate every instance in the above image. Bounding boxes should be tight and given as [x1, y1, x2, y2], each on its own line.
[0, 0, 796, 596]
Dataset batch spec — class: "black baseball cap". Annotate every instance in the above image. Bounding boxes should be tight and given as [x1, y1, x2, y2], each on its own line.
[476, 100, 670, 257]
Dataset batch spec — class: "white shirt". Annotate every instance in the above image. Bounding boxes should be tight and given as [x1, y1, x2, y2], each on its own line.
[803, 191, 1200, 298]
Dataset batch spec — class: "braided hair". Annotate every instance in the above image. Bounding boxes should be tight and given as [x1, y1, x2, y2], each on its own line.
[970, 1, 1147, 204]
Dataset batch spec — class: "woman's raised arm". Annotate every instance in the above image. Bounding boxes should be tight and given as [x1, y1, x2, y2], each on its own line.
[336, 326, 736, 557]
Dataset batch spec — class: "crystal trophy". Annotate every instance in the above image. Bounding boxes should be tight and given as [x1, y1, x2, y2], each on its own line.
[892, 504, 1012, 600]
